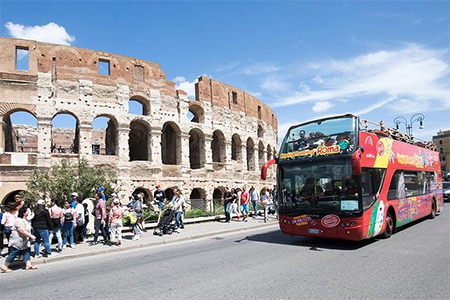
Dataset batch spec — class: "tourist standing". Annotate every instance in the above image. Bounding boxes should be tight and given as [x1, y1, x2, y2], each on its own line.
[229, 188, 240, 220]
[74, 197, 85, 244]
[128, 194, 142, 241]
[222, 187, 233, 223]
[62, 201, 77, 249]
[48, 198, 63, 253]
[170, 189, 186, 231]
[109, 198, 124, 246]
[249, 186, 260, 218]
[154, 185, 166, 210]
[91, 192, 107, 245]
[240, 187, 250, 221]
[32, 199, 53, 258]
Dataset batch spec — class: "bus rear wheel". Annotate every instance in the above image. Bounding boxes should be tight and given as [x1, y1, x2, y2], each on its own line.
[429, 200, 436, 219]
[382, 211, 394, 239]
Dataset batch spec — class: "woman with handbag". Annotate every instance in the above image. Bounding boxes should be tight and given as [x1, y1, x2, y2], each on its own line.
[1, 201, 38, 273]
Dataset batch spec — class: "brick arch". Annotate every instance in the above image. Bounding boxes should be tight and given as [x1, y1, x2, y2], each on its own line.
[129, 119, 151, 161]
[188, 102, 205, 123]
[92, 114, 119, 156]
[0, 103, 36, 117]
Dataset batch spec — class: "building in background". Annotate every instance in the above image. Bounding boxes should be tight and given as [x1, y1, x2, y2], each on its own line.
[433, 129, 450, 176]
[0, 37, 278, 205]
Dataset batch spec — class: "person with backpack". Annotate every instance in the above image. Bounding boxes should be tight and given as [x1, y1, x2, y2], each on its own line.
[128, 194, 143, 241]
[61, 200, 77, 249]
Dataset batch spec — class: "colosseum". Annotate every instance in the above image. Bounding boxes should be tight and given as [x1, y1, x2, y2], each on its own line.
[0, 37, 278, 206]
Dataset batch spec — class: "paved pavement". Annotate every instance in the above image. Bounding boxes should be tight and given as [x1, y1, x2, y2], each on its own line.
[21, 214, 278, 266]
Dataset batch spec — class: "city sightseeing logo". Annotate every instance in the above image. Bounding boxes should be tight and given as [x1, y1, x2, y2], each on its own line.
[280, 145, 341, 160]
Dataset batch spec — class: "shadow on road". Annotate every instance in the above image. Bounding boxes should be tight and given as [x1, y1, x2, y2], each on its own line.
[236, 228, 377, 251]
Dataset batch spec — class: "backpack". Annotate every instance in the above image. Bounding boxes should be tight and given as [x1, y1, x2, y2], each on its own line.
[64, 211, 74, 222]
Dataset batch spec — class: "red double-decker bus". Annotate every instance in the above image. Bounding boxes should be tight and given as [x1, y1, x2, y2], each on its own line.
[262, 114, 443, 241]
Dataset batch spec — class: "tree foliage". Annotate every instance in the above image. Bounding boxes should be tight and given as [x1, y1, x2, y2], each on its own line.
[25, 158, 119, 206]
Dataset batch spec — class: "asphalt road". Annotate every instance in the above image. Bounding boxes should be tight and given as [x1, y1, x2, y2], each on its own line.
[1, 209, 449, 300]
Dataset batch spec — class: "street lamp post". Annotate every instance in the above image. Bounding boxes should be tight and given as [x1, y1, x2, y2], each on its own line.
[393, 113, 425, 136]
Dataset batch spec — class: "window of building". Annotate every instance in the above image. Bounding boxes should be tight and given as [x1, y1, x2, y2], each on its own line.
[231, 92, 238, 104]
[258, 105, 262, 119]
[439, 140, 443, 145]
[16, 47, 29, 71]
[99, 59, 110, 75]
[134, 65, 144, 82]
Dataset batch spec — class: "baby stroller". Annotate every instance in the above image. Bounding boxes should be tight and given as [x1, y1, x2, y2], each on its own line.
[153, 207, 175, 236]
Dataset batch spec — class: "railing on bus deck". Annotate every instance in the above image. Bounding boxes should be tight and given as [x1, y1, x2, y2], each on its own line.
[359, 119, 436, 151]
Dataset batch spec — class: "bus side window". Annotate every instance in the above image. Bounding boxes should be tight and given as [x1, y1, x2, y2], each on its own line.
[361, 168, 384, 209]
[387, 172, 401, 200]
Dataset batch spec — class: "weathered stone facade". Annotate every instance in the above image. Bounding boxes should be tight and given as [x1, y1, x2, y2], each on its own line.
[0, 37, 278, 203]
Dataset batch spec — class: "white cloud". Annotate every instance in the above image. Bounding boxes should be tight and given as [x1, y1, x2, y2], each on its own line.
[260, 75, 289, 92]
[173, 76, 196, 99]
[272, 44, 450, 116]
[242, 62, 279, 75]
[5, 22, 75, 45]
[312, 101, 334, 112]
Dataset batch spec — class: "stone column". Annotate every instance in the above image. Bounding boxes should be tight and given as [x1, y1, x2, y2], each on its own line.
[37, 117, 52, 154]
[117, 123, 130, 163]
[0, 119, 6, 153]
[204, 134, 213, 171]
[180, 133, 190, 169]
[150, 126, 162, 164]
[241, 144, 248, 171]
[78, 121, 92, 156]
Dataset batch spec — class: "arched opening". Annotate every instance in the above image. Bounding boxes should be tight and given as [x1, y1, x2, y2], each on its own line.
[129, 120, 150, 161]
[212, 188, 223, 201]
[129, 97, 149, 116]
[231, 133, 242, 162]
[258, 141, 265, 169]
[189, 188, 207, 210]
[51, 113, 79, 154]
[211, 130, 226, 163]
[1, 190, 26, 205]
[131, 188, 151, 205]
[165, 188, 175, 202]
[258, 125, 264, 138]
[92, 116, 118, 155]
[162, 122, 180, 165]
[189, 128, 205, 169]
[188, 104, 204, 123]
[246, 138, 255, 171]
[267, 144, 273, 161]
[3, 111, 38, 152]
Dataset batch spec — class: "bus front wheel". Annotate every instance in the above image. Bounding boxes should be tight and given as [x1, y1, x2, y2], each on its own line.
[382, 211, 394, 239]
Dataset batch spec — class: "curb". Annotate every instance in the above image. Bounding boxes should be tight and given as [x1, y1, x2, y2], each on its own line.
[32, 220, 278, 265]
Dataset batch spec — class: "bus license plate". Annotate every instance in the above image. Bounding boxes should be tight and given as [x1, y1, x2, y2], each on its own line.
[307, 228, 321, 234]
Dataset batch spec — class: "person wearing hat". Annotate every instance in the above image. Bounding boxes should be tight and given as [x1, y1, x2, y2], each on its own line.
[153, 185, 166, 210]
[74, 197, 85, 244]
[109, 198, 124, 246]
[31, 199, 54, 258]
[70, 192, 79, 208]
[98, 186, 106, 201]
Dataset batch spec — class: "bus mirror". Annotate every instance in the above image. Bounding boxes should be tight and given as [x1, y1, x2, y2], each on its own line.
[261, 159, 277, 180]
[351, 147, 363, 175]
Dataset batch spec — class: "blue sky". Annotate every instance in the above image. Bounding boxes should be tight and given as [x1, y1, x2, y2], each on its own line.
[1, 0, 449, 143]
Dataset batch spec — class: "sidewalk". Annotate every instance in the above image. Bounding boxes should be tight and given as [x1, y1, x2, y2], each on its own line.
[26, 215, 278, 266]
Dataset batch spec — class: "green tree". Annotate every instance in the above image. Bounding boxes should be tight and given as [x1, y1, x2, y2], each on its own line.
[25, 158, 119, 206]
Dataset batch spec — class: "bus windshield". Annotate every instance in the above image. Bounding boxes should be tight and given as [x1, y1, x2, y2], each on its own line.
[279, 116, 356, 161]
[278, 159, 360, 214]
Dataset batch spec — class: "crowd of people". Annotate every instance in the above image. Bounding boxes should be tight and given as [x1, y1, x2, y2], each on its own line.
[0, 184, 277, 273]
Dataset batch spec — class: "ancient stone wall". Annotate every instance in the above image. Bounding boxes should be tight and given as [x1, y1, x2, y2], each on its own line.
[0, 37, 278, 203]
